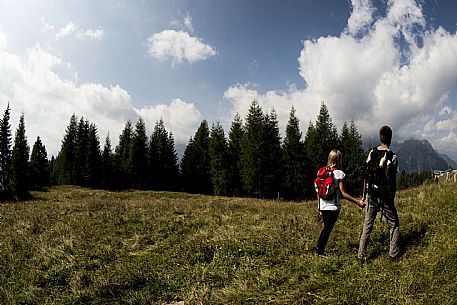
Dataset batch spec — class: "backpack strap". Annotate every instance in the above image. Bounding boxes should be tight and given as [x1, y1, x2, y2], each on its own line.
[328, 166, 338, 203]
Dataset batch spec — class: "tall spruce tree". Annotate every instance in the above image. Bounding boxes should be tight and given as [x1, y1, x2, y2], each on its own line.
[101, 135, 114, 189]
[340, 120, 365, 195]
[349, 121, 367, 193]
[303, 121, 319, 199]
[75, 118, 89, 185]
[261, 109, 282, 198]
[114, 121, 133, 189]
[180, 121, 212, 194]
[162, 132, 180, 191]
[0, 103, 12, 192]
[57, 114, 78, 185]
[193, 120, 212, 194]
[11, 114, 30, 200]
[209, 122, 229, 196]
[30, 136, 49, 190]
[149, 119, 179, 191]
[149, 122, 160, 189]
[84, 123, 101, 188]
[227, 113, 244, 196]
[303, 104, 340, 199]
[240, 101, 264, 197]
[130, 118, 149, 189]
[315, 102, 339, 167]
[240, 102, 283, 198]
[281, 107, 306, 200]
[180, 136, 196, 192]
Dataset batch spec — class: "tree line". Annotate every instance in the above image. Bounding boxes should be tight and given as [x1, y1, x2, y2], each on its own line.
[0, 101, 430, 201]
[397, 170, 432, 190]
[0, 101, 365, 200]
[0, 104, 49, 200]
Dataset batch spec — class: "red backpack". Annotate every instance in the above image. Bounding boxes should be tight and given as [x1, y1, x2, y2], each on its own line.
[314, 166, 338, 200]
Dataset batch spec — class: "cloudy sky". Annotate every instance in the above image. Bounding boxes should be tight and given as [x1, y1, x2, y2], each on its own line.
[1, 0, 457, 160]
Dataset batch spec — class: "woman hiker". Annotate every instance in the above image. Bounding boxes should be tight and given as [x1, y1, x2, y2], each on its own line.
[315, 149, 366, 256]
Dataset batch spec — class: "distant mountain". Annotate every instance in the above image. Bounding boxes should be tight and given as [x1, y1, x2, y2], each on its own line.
[392, 139, 453, 173]
[437, 152, 457, 169]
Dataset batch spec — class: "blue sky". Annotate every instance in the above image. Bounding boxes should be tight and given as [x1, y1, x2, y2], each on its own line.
[1, 0, 457, 161]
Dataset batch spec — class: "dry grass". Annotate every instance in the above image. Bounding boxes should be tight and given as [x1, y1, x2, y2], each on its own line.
[0, 181, 456, 304]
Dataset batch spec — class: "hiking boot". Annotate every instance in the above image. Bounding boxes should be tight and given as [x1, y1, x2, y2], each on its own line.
[311, 247, 326, 257]
[389, 254, 401, 261]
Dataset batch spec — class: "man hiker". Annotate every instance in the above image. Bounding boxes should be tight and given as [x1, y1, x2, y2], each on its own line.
[358, 125, 400, 259]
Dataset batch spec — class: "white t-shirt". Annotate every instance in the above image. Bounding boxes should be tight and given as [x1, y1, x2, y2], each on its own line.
[319, 169, 345, 211]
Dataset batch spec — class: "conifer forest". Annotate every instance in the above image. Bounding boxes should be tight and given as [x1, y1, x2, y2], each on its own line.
[0, 101, 422, 201]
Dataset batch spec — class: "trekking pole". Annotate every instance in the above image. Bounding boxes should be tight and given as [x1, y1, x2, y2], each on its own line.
[362, 179, 366, 201]
[362, 180, 368, 213]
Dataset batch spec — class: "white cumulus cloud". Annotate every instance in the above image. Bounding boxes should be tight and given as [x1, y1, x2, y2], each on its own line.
[0, 31, 203, 156]
[225, 0, 457, 160]
[0, 31, 7, 50]
[424, 106, 457, 133]
[135, 98, 203, 143]
[147, 30, 216, 65]
[346, 0, 374, 36]
[223, 83, 319, 135]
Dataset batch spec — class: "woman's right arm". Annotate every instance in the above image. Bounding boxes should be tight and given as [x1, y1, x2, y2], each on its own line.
[339, 180, 366, 208]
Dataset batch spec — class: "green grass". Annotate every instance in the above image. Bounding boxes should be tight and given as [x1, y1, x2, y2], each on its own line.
[1, 181, 456, 304]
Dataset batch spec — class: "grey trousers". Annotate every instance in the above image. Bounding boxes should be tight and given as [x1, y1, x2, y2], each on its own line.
[358, 195, 400, 258]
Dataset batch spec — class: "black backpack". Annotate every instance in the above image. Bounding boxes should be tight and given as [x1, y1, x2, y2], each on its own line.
[366, 148, 396, 198]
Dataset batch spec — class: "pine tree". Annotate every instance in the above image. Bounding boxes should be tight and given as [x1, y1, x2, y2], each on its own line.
[75, 117, 89, 185]
[281, 107, 306, 200]
[30, 136, 49, 190]
[303, 121, 319, 199]
[130, 118, 149, 189]
[0, 103, 12, 192]
[340, 120, 366, 195]
[209, 122, 229, 196]
[11, 114, 30, 200]
[149, 124, 160, 189]
[101, 135, 114, 189]
[180, 136, 196, 192]
[227, 113, 244, 196]
[149, 119, 179, 191]
[239, 102, 282, 198]
[340, 122, 350, 147]
[315, 102, 339, 167]
[193, 120, 212, 194]
[85, 123, 101, 188]
[162, 132, 180, 191]
[261, 109, 282, 198]
[114, 121, 133, 189]
[57, 114, 78, 185]
[240, 101, 264, 197]
[180, 120, 212, 194]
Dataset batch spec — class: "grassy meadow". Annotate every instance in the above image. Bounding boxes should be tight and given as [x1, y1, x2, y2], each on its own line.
[1, 180, 456, 304]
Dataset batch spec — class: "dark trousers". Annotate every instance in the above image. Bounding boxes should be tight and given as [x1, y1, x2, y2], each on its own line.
[317, 210, 340, 255]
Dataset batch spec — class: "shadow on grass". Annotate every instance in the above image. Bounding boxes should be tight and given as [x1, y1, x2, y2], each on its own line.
[368, 224, 428, 260]
[400, 225, 428, 254]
